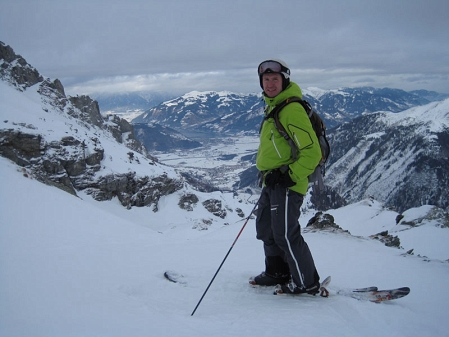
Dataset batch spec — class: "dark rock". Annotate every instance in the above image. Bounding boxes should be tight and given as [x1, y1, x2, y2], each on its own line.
[0, 130, 42, 165]
[179, 193, 199, 211]
[370, 231, 401, 248]
[202, 199, 227, 218]
[0, 42, 43, 90]
[306, 212, 349, 234]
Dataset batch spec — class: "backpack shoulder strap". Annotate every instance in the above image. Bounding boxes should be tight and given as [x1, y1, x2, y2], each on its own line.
[266, 96, 305, 161]
[269, 97, 305, 117]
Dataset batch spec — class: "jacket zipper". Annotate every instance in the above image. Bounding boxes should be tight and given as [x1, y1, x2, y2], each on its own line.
[293, 133, 301, 148]
[271, 130, 282, 158]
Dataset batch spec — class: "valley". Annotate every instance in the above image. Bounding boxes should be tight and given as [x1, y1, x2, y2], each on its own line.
[155, 135, 259, 191]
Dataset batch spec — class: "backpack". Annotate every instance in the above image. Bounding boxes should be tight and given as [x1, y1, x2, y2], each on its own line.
[263, 96, 331, 190]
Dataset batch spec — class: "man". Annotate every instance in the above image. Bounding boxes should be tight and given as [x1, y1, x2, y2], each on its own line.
[251, 59, 322, 295]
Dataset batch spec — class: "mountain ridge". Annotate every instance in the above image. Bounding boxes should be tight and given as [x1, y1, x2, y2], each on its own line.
[132, 87, 448, 134]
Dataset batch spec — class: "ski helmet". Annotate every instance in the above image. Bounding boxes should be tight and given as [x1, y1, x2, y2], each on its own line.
[258, 59, 290, 90]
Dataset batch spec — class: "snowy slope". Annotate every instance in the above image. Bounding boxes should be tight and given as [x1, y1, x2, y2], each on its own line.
[378, 98, 449, 133]
[1, 157, 449, 337]
[325, 98, 449, 212]
[0, 80, 169, 179]
[328, 199, 449, 261]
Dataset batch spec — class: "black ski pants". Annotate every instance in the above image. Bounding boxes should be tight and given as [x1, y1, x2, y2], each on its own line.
[256, 186, 319, 288]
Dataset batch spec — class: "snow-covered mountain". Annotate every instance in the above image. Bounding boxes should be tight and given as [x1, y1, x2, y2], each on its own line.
[133, 91, 263, 136]
[2, 40, 448, 214]
[326, 99, 449, 212]
[303, 87, 448, 127]
[0, 42, 187, 209]
[133, 87, 448, 134]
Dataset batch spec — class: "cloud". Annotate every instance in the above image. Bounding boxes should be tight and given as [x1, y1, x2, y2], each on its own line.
[66, 71, 252, 96]
[1, 0, 448, 95]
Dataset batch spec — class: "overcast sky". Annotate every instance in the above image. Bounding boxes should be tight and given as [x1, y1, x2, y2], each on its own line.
[1, 0, 448, 97]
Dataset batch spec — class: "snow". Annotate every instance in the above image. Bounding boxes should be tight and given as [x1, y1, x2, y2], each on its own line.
[1, 156, 449, 337]
[303, 87, 329, 99]
[2, 76, 449, 336]
[379, 98, 449, 132]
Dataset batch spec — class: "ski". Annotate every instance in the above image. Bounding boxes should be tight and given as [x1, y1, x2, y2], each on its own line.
[318, 275, 331, 297]
[166, 271, 410, 303]
[163, 270, 187, 284]
[337, 286, 410, 303]
[272, 275, 409, 303]
[318, 276, 380, 295]
[353, 286, 379, 292]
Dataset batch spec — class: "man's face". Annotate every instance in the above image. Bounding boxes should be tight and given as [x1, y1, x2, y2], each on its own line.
[262, 73, 283, 98]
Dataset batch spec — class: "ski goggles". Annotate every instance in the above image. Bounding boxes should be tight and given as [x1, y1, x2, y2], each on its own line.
[258, 60, 290, 76]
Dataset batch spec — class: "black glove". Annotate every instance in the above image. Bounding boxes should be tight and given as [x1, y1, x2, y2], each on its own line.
[264, 169, 295, 188]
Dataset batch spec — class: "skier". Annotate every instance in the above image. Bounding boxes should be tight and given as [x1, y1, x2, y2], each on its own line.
[252, 59, 322, 295]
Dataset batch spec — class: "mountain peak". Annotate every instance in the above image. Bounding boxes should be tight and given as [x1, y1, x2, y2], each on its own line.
[0, 41, 43, 91]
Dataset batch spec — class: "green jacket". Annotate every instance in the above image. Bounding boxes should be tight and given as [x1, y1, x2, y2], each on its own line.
[256, 82, 322, 195]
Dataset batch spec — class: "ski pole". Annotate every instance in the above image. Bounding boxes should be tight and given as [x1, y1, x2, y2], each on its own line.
[191, 198, 260, 316]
